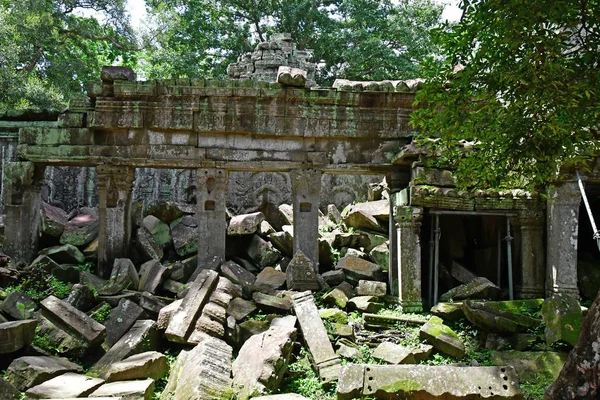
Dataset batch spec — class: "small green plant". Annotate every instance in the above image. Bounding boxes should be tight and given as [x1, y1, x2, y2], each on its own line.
[520, 374, 554, 400]
[47, 276, 72, 299]
[32, 328, 58, 354]
[246, 310, 268, 322]
[90, 303, 112, 323]
[280, 348, 336, 400]
[421, 352, 452, 366]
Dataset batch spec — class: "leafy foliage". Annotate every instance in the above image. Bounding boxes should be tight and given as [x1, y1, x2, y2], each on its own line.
[0, 0, 136, 111]
[411, 0, 600, 190]
[141, 0, 443, 85]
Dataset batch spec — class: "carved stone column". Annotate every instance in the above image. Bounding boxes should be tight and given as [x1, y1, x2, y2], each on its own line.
[97, 164, 135, 278]
[393, 205, 423, 312]
[517, 209, 545, 298]
[197, 168, 228, 268]
[290, 169, 321, 271]
[2, 162, 45, 267]
[546, 182, 581, 298]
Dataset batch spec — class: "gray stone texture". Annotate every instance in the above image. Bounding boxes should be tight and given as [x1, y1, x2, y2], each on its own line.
[542, 293, 583, 347]
[105, 351, 168, 382]
[291, 169, 321, 270]
[335, 255, 382, 284]
[1, 291, 37, 320]
[247, 234, 282, 269]
[6, 355, 83, 391]
[138, 260, 169, 293]
[286, 250, 319, 291]
[60, 214, 99, 246]
[372, 342, 415, 365]
[356, 280, 387, 296]
[228, 212, 265, 235]
[89, 378, 155, 399]
[103, 298, 145, 348]
[419, 316, 465, 358]
[40, 202, 68, 238]
[25, 372, 104, 399]
[440, 277, 501, 302]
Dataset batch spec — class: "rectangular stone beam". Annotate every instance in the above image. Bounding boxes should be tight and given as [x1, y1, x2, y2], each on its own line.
[97, 165, 135, 278]
[338, 364, 522, 400]
[290, 169, 321, 272]
[292, 291, 341, 384]
[197, 168, 227, 267]
[2, 162, 45, 267]
[165, 270, 219, 343]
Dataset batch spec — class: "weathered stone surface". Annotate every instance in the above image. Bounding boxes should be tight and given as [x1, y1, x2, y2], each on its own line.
[411, 343, 433, 362]
[39, 244, 85, 264]
[108, 258, 139, 292]
[227, 298, 257, 321]
[337, 364, 522, 400]
[345, 200, 389, 221]
[440, 277, 501, 302]
[258, 220, 276, 237]
[90, 378, 154, 399]
[253, 395, 310, 400]
[1, 291, 37, 320]
[228, 212, 265, 235]
[419, 316, 465, 358]
[105, 351, 168, 382]
[232, 324, 296, 399]
[60, 214, 99, 246]
[41, 202, 68, 238]
[342, 209, 386, 232]
[542, 293, 583, 347]
[169, 255, 197, 282]
[40, 295, 106, 345]
[146, 201, 194, 224]
[278, 204, 294, 225]
[362, 313, 428, 330]
[319, 308, 348, 324]
[451, 260, 478, 284]
[369, 243, 389, 271]
[321, 270, 345, 286]
[136, 227, 163, 261]
[545, 290, 600, 399]
[491, 351, 567, 382]
[372, 342, 415, 365]
[255, 267, 287, 291]
[337, 343, 360, 360]
[356, 280, 387, 296]
[156, 299, 182, 330]
[292, 291, 341, 384]
[286, 250, 319, 291]
[138, 260, 169, 294]
[6, 355, 83, 391]
[103, 298, 144, 348]
[51, 264, 80, 284]
[170, 215, 198, 257]
[91, 320, 159, 378]
[463, 301, 541, 335]
[322, 288, 348, 309]
[162, 335, 232, 400]
[142, 215, 172, 248]
[65, 284, 96, 312]
[25, 372, 104, 399]
[101, 65, 136, 81]
[252, 292, 292, 313]
[139, 292, 168, 316]
[431, 302, 465, 321]
[347, 296, 384, 313]
[277, 65, 308, 87]
[35, 316, 90, 358]
[239, 320, 270, 344]
[335, 256, 382, 284]
[27, 254, 59, 273]
[247, 234, 282, 269]
[221, 261, 256, 298]
[0, 377, 20, 400]
[268, 228, 294, 258]
[165, 270, 219, 343]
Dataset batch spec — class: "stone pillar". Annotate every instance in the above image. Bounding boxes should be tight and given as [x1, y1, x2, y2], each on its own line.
[393, 205, 423, 312]
[546, 182, 581, 298]
[197, 168, 228, 267]
[2, 162, 45, 267]
[290, 168, 321, 271]
[97, 165, 135, 278]
[516, 209, 545, 298]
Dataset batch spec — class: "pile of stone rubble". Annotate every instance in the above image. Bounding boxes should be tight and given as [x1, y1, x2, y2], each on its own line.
[0, 196, 590, 400]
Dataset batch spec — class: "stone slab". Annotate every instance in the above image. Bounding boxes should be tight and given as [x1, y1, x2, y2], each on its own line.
[292, 291, 341, 384]
[103, 298, 144, 348]
[40, 295, 106, 345]
[6, 355, 83, 391]
[25, 372, 104, 399]
[165, 270, 219, 343]
[89, 379, 154, 400]
[0, 320, 37, 354]
[105, 351, 168, 382]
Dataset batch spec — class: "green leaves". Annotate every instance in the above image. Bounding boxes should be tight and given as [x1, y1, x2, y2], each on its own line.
[412, 0, 600, 190]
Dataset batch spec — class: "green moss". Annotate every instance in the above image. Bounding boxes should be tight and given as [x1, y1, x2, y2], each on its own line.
[380, 379, 422, 393]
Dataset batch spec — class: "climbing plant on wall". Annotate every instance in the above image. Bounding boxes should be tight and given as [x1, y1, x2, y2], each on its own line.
[411, 0, 600, 190]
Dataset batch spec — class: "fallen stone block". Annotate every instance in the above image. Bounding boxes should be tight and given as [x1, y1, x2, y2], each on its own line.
[0, 377, 20, 400]
[136, 227, 163, 261]
[91, 320, 159, 378]
[319, 308, 348, 324]
[138, 260, 169, 294]
[253, 395, 310, 400]
[142, 215, 172, 248]
[430, 302, 465, 321]
[247, 234, 282, 269]
[1, 291, 37, 320]
[463, 300, 541, 335]
[227, 298, 257, 321]
[268, 229, 294, 258]
[232, 324, 296, 399]
[255, 267, 287, 291]
[221, 260, 256, 298]
[337, 364, 522, 400]
[170, 215, 198, 257]
[89, 378, 154, 400]
[228, 212, 265, 235]
[146, 201, 194, 224]
[108, 258, 139, 292]
[25, 372, 104, 399]
[35, 317, 90, 358]
[369, 243, 389, 271]
[156, 299, 182, 330]
[277, 66, 308, 87]
[41, 202, 68, 238]
[39, 244, 85, 264]
[162, 335, 232, 400]
[335, 256, 382, 284]
[65, 284, 96, 312]
[440, 277, 500, 302]
[6, 355, 82, 391]
[342, 208, 386, 233]
[40, 295, 106, 346]
[60, 214, 99, 246]
[372, 342, 415, 365]
[322, 288, 348, 309]
[321, 270, 345, 286]
[165, 270, 219, 343]
[103, 298, 144, 348]
[347, 296, 384, 313]
[292, 291, 341, 384]
[419, 316, 465, 358]
[104, 351, 168, 382]
[490, 350, 567, 382]
[542, 293, 583, 347]
[362, 313, 428, 330]
[356, 280, 387, 296]
[252, 292, 292, 313]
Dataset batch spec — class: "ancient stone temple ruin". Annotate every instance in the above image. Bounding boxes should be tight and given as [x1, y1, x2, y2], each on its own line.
[0, 33, 589, 313]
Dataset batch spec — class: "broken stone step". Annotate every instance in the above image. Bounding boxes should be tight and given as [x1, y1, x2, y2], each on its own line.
[338, 365, 522, 400]
[25, 372, 104, 399]
[362, 313, 428, 329]
[40, 295, 106, 346]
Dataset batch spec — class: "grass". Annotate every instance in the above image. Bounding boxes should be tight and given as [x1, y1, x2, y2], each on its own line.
[520, 374, 554, 400]
[279, 348, 337, 400]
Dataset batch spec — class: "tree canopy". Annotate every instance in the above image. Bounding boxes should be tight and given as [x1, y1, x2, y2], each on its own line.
[411, 0, 600, 190]
[0, 0, 136, 111]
